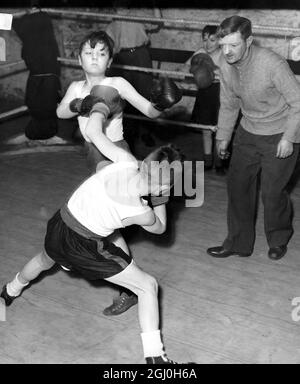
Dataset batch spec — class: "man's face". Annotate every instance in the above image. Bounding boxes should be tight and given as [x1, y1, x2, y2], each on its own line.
[219, 31, 252, 64]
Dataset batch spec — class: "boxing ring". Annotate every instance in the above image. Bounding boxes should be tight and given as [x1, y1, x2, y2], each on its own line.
[1, 8, 300, 157]
[2, 8, 300, 365]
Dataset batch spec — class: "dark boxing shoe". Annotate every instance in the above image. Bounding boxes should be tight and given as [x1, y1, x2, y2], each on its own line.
[146, 354, 196, 364]
[146, 355, 177, 364]
[207, 246, 251, 258]
[0, 285, 16, 306]
[103, 292, 138, 316]
[268, 245, 287, 260]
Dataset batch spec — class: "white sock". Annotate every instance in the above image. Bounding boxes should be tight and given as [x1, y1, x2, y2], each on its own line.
[140, 330, 165, 358]
[6, 273, 29, 297]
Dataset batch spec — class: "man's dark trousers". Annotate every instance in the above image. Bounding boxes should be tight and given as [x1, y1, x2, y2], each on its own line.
[223, 125, 299, 254]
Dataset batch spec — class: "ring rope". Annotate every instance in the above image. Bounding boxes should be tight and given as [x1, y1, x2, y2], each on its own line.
[0, 145, 81, 157]
[0, 105, 216, 131]
[0, 106, 28, 121]
[35, 8, 300, 37]
[0, 60, 26, 71]
[125, 113, 216, 131]
[57, 57, 195, 79]
[0, 58, 205, 81]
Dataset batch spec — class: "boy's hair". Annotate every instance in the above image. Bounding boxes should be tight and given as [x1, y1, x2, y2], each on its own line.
[202, 25, 218, 39]
[217, 16, 252, 41]
[78, 31, 114, 58]
[142, 144, 185, 187]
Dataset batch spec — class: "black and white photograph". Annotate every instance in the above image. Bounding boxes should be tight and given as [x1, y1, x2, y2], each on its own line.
[1, 0, 300, 369]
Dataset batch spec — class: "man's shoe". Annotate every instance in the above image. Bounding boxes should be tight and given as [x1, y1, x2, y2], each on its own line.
[103, 292, 138, 316]
[207, 246, 251, 258]
[0, 285, 16, 306]
[268, 245, 287, 260]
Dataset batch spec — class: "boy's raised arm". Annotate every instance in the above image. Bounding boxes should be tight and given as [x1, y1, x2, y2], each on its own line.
[85, 110, 136, 164]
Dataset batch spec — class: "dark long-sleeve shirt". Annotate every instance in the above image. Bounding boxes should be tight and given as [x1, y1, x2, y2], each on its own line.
[216, 45, 300, 143]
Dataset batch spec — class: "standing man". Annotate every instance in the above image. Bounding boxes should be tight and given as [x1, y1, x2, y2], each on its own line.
[207, 16, 300, 260]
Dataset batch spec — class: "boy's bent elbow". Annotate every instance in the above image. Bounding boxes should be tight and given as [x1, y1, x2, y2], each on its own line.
[56, 106, 69, 119]
[56, 107, 62, 118]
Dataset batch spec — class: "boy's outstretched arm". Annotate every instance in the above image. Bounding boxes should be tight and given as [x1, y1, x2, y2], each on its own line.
[116, 76, 182, 118]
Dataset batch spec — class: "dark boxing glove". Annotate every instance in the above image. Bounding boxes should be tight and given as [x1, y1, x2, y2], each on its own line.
[69, 85, 123, 118]
[69, 98, 84, 114]
[190, 52, 216, 89]
[69, 95, 100, 116]
[192, 65, 215, 89]
[190, 52, 217, 72]
[150, 77, 183, 112]
[89, 85, 123, 118]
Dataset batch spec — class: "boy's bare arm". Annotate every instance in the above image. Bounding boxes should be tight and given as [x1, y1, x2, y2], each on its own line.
[141, 205, 167, 234]
[85, 113, 136, 163]
[116, 77, 161, 118]
[122, 205, 167, 235]
[115, 76, 182, 119]
[56, 82, 79, 119]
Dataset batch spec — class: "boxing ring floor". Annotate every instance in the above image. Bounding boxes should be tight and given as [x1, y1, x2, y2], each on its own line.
[1, 117, 300, 364]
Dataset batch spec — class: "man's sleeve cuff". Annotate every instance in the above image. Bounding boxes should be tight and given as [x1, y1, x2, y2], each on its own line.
[216, 128, 233, 142]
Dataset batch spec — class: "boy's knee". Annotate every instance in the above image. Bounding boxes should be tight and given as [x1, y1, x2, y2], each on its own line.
[38, 251, 55, 270]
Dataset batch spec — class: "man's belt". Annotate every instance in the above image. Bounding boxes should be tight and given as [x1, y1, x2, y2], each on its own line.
[120, 44, 146, 53]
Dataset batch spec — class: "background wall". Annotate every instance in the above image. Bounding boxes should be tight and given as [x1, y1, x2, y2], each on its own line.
[0, 7, 300, 113]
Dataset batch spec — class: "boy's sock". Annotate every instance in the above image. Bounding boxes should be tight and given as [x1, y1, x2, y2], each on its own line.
[6, 273, 29, 297]
[140, 329, 165, 358]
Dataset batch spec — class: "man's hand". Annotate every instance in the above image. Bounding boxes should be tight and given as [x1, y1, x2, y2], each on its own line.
[276, 139, 294, 158]
[216, 139, 230, 159]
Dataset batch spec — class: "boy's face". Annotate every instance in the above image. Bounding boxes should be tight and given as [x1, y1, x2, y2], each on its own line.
[203, 33, 219, 54]
[79, 41, 112, 75]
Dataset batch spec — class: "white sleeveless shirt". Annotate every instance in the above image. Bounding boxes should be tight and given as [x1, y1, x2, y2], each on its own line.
[74, 78, 124, 142]
[67, 161, 151, 237]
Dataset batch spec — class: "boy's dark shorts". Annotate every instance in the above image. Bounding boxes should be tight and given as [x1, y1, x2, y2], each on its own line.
[44, 210, 132, 280]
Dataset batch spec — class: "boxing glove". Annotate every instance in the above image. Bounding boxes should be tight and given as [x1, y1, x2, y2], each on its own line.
[69, 96, 100, 116]
[69, 98, 84, 114]
[192, 65, 215, 89]
[190, 52, 216, 72]
[150, 77, 183, 112]
[89, 85, 123, 117]
[189, 52, 216, 89]
[69, 85, 123, 118]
